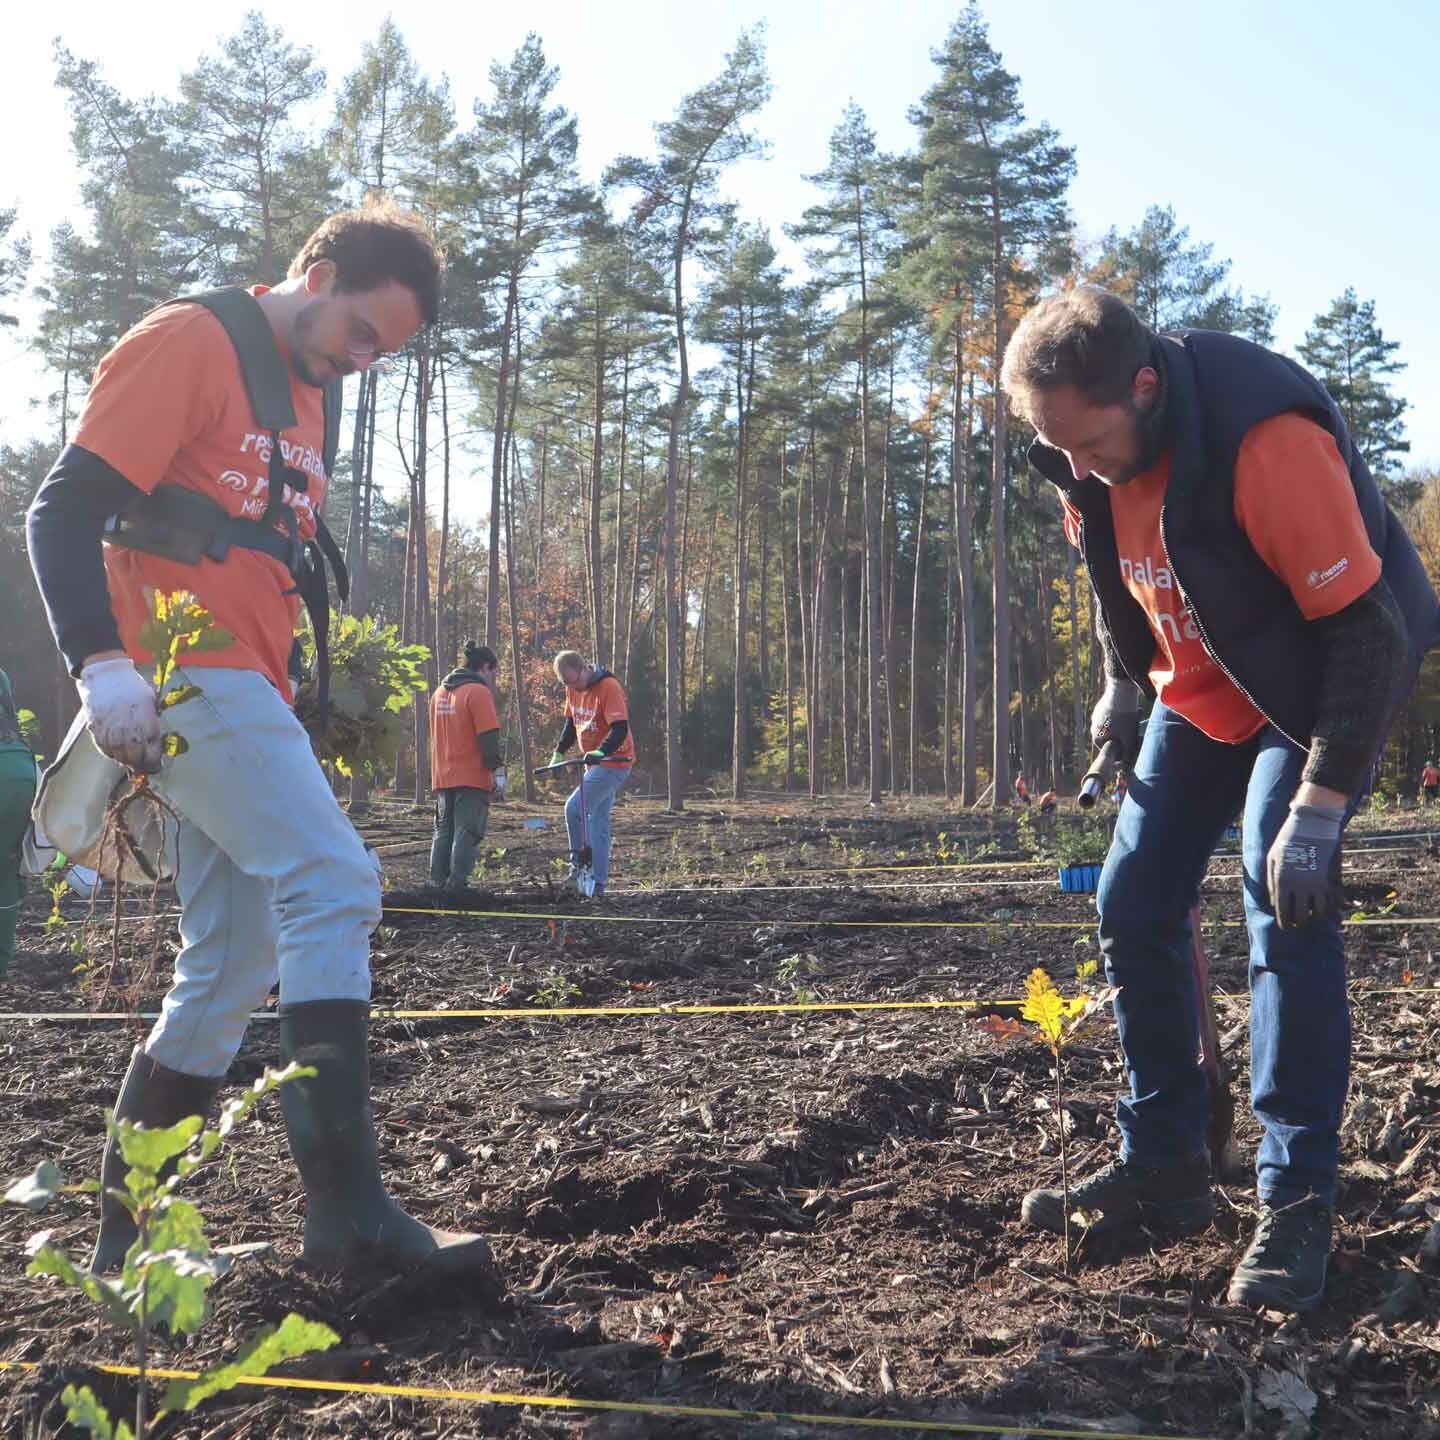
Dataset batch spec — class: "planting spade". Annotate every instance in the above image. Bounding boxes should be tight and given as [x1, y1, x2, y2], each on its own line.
[533, 756, 597, 897]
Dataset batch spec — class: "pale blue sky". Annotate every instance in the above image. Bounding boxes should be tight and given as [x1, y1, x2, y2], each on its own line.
[2, 0, 1435, 467]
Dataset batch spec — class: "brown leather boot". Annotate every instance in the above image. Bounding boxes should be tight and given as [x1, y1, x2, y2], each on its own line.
[277, 999, 503, 1296]
[90, 1047, 222, 1273]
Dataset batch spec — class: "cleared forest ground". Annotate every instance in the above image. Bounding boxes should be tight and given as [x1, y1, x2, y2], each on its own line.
[2, 794, 1438, 1438]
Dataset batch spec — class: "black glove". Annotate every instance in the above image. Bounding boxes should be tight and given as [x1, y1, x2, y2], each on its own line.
[1090, 677, 1143, 765]
[1266, 801, 1344, 928]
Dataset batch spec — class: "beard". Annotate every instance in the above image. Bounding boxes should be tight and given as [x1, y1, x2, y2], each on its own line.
[289, 301, 336, 388]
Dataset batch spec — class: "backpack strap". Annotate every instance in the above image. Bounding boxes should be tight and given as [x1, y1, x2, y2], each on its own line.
[118, 287, 347, 721]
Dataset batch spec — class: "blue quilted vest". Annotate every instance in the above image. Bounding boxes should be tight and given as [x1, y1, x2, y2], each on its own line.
[1029, 329, 1439, 746]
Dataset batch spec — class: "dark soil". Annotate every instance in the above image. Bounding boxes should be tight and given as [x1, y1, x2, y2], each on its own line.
[3, 793, 1439, 1438]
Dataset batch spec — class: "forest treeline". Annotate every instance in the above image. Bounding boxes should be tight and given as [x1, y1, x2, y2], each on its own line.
[1, 5, 1434, 808]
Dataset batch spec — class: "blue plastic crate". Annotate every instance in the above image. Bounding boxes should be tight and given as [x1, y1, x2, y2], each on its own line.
[1057, 863, 1101, 894]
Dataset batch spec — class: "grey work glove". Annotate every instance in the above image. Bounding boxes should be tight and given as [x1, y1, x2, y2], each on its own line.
[1090, 676, 1143, 765]
[1266, 801, 1345, 929]
[491, 767, 507, 802]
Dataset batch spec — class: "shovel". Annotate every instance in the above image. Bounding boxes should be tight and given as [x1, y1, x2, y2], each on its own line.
[533, 756, 597, 897]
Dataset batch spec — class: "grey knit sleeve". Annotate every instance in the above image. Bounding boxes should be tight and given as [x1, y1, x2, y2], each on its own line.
[1302, 578, 1406, 796]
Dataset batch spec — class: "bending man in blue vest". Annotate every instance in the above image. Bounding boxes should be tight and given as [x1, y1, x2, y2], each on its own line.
[1002, 286, 1437, 1313]
[26, 200, 501, 1294]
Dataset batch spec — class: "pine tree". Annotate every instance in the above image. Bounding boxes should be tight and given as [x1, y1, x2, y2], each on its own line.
[1299, 287, 1409, 477]
[911, 3, 1074, 806]
[174, 12, 336, 284]
[697, 223, 787, 798]
[1095, 204, 1233, 330]
[461, 33, 593, 651]
[789, 103, 894, 803]
[607, 27, 770, 811]
[0, 210, 30, 329]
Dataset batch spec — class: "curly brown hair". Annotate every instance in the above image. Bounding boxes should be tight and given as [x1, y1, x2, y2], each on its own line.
[289, 196, 444, 325]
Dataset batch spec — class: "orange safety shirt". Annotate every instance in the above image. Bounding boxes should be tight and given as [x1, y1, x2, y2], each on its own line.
[76, 289, 327, 702]
[430, 680, 500, 791]
[1063, 414, 1381, 744]
[565, 675, 635, 767]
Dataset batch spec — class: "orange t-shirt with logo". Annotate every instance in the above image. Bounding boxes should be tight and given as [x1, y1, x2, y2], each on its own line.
[430, 680, 500, 791]
[565, 675, 635, 766]
[1064, 413, 1381, 743]
[74, 292, 328, 702]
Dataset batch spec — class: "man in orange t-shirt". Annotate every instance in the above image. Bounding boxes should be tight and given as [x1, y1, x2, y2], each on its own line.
[1420, 761, 1439, 804]
[26, 201, 498, 1294]
[1001, 286, 1438, 1314]
[548, 650, 635, 896]
[428, 641, 504, 892]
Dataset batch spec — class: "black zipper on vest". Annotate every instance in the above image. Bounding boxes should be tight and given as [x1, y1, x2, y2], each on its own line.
[1157, 501, 1303, 749]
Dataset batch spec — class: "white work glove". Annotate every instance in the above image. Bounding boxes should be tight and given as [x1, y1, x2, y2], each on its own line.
[77, 658, 163, 773]
[492, 767, 508, 801]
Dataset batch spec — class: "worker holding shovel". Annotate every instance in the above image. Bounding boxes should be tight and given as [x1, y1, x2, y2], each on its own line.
[1003, 286, 1438, 1313]
[544, 651, 634, 899]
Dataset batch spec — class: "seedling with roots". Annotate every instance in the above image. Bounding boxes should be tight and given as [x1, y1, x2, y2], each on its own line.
[977, 962, 1118, 1270]
[4, 1063, 337, 1438]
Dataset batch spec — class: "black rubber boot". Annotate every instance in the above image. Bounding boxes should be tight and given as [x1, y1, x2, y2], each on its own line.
[1227, 1197, 1333, 1312]
[1022, 1153, 1214, 1236]
[91, 1047, 223, 1273]
[277, 999, 503, 1295]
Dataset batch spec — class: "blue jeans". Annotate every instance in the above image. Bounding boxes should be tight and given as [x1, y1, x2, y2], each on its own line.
[1098, 702, 1355, 1206]
[564, 763, 629, 894]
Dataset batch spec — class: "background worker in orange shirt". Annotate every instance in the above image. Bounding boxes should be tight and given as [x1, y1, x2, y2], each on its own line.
[549, 650, 635, 897]
[428, 641, 504, 893]
[1420, 760, 1439, 805]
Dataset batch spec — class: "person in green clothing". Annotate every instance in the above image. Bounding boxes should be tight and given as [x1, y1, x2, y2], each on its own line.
[0, 668, 38, 978]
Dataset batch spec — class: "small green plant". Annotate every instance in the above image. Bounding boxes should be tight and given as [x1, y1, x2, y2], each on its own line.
[533, 970, 583, 1007]
[1349, 888, 1400, 922]
[776, 951, 821, 1003]
[137, 589, 236, 759]
[934, 830, 960, 864]
[294, 614, 430, 777]
[17, 707, 41, 750]
[4, 1064, 337, 1438]
[976, 964, 1116, 1271]
[1048, 819, 1111, 869]
[45, 879, 71, 935]
[744, 851, 773, 880]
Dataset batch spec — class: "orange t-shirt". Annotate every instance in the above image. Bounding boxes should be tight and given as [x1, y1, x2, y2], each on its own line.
[75, 291, 328, 701]
[1065, 413, 1381, 743]
[565, 675, 635, 766]
[1422, 766, 1439, 787]
[430, 679, 500, 790]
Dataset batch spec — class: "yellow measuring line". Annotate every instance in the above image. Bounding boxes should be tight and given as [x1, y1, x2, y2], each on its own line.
[0, 1360, 1218, 1440]
[3, 986, 1435, 1026]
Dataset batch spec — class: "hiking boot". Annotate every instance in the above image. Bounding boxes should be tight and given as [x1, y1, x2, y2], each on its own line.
[1021, 1153, 1213, 1236]
[1227, 1197, 1333, 1312]
[278, 1000, 504, 1296]
[91, 1048, 222, 1273]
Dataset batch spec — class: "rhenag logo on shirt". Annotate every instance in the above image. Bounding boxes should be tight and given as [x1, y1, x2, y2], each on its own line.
[1307, 556, 1349, 590]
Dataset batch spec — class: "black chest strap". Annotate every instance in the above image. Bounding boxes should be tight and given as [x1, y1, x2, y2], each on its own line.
[104, 287, 348, 718]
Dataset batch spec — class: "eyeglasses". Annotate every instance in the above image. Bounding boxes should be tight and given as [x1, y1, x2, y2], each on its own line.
[345, 320, 396, 374]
